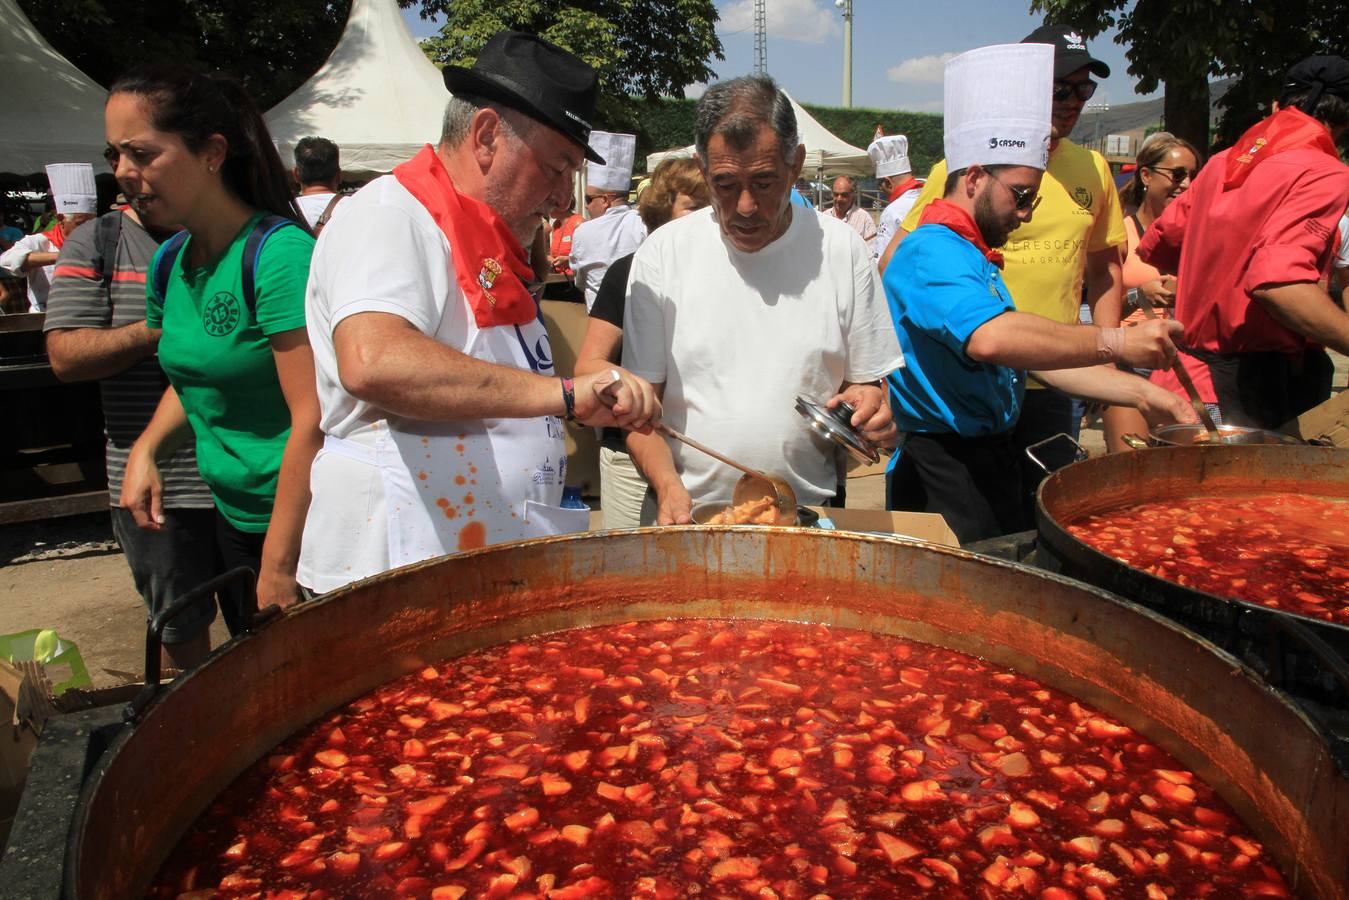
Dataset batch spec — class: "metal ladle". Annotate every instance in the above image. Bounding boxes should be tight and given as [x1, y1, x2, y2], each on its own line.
[656, 424, 798, 525]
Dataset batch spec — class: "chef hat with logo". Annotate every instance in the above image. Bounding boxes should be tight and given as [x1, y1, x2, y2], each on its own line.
[585, 131, 637, 193]
[943, 44, 1054, 173]
[45, 163, 98, 215]
[868, 135, 911, 178]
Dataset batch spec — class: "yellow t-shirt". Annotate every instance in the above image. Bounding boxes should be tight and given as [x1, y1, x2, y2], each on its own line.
[900, 139, 1125, 327]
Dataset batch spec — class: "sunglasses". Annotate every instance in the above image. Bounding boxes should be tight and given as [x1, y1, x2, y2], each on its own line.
[1052, 79, 1098, 102]
[988, 171, 1041, 211]
[1147, 166, 1198, 183]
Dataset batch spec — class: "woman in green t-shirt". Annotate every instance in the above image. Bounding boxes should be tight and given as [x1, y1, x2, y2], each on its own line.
[110, 65, 323, 626]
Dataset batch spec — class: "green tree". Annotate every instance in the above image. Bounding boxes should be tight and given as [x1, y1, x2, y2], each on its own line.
[17, 0, 352, 109]
[1029, 0, 1349, 153]
[401, 0, 723, 132]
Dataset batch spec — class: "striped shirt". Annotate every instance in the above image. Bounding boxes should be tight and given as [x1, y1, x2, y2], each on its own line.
[43, 212, 213, 508]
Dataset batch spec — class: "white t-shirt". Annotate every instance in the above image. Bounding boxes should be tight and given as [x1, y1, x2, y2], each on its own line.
[295, 192, 340, 229]
[1336, 213, 1349, 270]
[300, 175, 564, 592]
[623, 206, 904, 509]
[875, 188, 923, 262]
[570, 204, 647, 309]
[0, 231, 57, 311]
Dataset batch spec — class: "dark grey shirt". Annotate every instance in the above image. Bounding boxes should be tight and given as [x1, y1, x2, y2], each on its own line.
[43, 213, 213, 508]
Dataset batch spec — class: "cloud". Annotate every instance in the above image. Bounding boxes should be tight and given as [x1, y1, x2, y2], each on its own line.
[684, 82, 708, 100]
[894, 98, 944, 114]
[720, 0, 841, 44]
[887, 53, 958, 85]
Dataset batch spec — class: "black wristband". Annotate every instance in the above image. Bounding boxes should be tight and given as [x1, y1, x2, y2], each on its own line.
[561, 377, 576, 421]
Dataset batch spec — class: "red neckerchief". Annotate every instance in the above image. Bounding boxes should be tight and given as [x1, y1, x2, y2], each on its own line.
[1223, 107, 1339, 190]
[393, 145, 536, 328]
[888, 176, 922, 204]
[42, 224, 66, 249]
[919, 198, 1004, 268]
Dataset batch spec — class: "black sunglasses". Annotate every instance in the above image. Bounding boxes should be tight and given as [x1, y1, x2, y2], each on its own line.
[988, 171, 1041, 211]
[1052, 79, 1098, 102]
[1147, 165, 1198, 183]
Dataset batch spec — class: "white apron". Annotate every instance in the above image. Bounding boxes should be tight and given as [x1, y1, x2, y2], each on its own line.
[323, 312, 587, 568]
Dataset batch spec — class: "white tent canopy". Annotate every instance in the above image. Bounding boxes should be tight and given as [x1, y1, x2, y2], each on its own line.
[645, 91, 871, 177]
[264, 0, 449, 175]
[0, 0, 110, 175]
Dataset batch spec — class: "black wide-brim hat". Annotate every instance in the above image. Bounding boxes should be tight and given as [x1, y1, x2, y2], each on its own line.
[442, 31, 605, 164]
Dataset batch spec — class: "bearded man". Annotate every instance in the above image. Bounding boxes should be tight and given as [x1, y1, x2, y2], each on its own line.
[882, 43, 1193, 544]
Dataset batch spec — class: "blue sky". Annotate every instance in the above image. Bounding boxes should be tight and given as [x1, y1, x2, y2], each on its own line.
[401, 1, 1157, 113]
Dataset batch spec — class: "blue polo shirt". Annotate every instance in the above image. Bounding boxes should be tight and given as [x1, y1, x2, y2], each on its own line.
[882, 223, 1023, 437]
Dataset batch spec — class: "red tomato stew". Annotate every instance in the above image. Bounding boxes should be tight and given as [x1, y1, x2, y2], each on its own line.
[1066, 493, 1349, 626]
[153, 619, 1288, 898]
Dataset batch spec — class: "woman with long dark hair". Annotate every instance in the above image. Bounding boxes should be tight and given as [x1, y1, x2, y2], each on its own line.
[111, 65, 322, 619]
[1103, 132, 1201, 451]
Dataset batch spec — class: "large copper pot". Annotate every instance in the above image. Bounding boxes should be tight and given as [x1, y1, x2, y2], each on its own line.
[70, 529, 1349, 898]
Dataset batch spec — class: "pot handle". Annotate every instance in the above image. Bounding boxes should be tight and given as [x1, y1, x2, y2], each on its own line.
[1024, 433, 1087, 475]
[1258, 613, 1349, 777]
[1120, 433, 1150, 450]
[123, 567, 281, 724]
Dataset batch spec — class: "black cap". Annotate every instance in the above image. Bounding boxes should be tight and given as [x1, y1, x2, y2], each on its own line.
[1282, 55, 1349, 112]
[442, 31, 605, 164]
[1022, 24, 1110, 80]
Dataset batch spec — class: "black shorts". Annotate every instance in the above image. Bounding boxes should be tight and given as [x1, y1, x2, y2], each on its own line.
[111, 506, 222, 644]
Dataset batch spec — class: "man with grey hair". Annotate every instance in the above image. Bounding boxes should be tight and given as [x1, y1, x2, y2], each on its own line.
[822, 174, 877, 251]
[298, 32, 660, 593]
[623, 75, 904, 524]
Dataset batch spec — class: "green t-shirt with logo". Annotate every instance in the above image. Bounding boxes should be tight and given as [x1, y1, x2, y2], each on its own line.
[146, 214, 314, 532]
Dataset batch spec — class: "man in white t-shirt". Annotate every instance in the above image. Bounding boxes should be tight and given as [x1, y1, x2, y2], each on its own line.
[298, 32, 659, 593]
[570, 131, 647, 309]
[867, 135, 924, 266]
[821, 174, 878, 253]
[623, 75, 904, 524]
[292, 136, 343, 231]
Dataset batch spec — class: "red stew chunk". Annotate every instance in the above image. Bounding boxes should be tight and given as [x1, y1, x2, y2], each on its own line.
[152, 619, 1289, 898]
[1067, 492, 1349, 625]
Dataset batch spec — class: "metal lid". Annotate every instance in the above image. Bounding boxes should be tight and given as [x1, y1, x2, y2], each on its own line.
[795, 395, 880, 465]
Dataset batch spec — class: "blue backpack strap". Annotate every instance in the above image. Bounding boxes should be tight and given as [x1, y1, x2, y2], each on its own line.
[241, 214, 301, 316]
[150, 230, 190, 306]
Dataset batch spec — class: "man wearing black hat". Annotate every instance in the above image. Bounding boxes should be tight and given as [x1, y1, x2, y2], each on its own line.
[298, 31, 660, 594]
[1138, 55, 1349, 429]
[886, 24, 1127, 520]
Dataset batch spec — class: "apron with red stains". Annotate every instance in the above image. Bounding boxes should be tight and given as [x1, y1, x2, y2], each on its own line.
[328, 312, 588, 568]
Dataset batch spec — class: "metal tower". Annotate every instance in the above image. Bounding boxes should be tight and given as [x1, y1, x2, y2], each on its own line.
[753, 0, 767, 76]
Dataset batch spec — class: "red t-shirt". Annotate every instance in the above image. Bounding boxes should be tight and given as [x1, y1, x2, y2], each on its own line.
[1138, 138, 1349, 402]
[1140, 144, 1349, 357]
[549, 214, 584, 275]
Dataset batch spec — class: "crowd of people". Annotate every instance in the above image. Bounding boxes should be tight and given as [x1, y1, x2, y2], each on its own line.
[10, 25, 1347, 661]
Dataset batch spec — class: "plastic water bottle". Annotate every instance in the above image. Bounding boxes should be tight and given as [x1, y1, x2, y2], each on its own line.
[561, 486, 589, 510]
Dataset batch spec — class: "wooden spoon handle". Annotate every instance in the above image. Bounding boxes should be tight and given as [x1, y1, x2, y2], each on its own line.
[1131, 291, 1222, 436]
[657, 424, 764, 479]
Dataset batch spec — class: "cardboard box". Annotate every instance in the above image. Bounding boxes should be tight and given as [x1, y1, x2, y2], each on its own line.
[1281, 389, 1349, 448]
[807, 507, 958, 547]
[540, 299, 602, 498]
[0, 661, 42, 848]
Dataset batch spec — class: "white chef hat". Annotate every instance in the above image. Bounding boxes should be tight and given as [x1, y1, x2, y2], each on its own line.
[943, 44, 1053, 173]
[868, 135, 912, 178]
[45, 163, 98, 215]
[585, 131, 636, 193]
